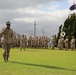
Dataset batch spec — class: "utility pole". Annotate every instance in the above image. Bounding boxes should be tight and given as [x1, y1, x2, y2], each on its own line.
[34, 21, 36, 38]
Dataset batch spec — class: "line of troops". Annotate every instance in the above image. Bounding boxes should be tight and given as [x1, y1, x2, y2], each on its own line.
[0, 33, 75, 51]
[0, 34, 50, 50]
[14, 35, 50, 50]
[51, 35, 76, 51]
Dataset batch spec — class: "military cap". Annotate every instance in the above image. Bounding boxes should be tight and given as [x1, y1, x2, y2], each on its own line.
[6, 21, 11, 25]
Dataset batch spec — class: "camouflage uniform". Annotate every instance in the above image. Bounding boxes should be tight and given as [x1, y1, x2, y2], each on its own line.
[58, 37, 64, 50]
[33, 37, 36, 48]
[51, 35, 56, 49]
[44, 36, 48, 48]
[70, 36, 75, 50]
[20, 34, 26, 50]
[16, 35, 20, 47]
[0, 21, 13, 62]
[12, 35, 17, 48]
[25, 35, 27, 48]
[28, 36, 32, 48]
[42, 36, 45, 48]
[38, 36, 42, 48]
[64, 36, 69, 50]
[31, 38, 35, 48]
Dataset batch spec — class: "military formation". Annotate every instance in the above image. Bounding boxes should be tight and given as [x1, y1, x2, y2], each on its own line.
[12, 35, 49, 49]
[0, 21, 76, 62]
[0, 31, 50, 51]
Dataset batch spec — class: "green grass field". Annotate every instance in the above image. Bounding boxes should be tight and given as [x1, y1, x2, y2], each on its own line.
[0, 48, 76, 75]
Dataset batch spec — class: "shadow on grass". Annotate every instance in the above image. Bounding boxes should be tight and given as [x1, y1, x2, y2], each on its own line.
[9, 61, 76, 72]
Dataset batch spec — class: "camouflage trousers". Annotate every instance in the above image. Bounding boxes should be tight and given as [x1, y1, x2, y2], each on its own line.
[58, 43, 63, 50]
[20, 43, 25, 50]
[2, 43, 10, 62]
[51, 43, 55, 49]
[64, 43, 69, 50]
[70, 43, 75, 50]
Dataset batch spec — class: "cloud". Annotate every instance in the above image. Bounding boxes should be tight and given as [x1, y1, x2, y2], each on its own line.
[0, 0, 69, 37]
[12, 7, 69, 37]
[68, 0, 76, 5]
[0, 0, 64, 9]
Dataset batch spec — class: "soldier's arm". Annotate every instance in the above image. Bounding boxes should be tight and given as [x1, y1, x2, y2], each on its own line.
[0, 28, 7, 37]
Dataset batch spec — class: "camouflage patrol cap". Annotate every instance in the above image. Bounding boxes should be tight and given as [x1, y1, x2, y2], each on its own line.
[6, 21, 11, 25]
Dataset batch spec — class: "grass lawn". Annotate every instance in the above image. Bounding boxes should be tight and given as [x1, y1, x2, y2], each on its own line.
[0, 48, 76, 75]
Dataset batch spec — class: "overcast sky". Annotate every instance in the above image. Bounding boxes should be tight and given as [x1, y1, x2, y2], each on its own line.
[0, 0, 75, 37]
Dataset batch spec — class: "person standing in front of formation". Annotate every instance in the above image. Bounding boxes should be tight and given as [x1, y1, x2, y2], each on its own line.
[70, 36, 75, 51]
[0, 21, 13, 62]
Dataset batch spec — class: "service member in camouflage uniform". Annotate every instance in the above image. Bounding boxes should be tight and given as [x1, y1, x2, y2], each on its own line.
[20, 34, 26, 51]
[44, 36, 48, 49]
[58, 36, 64, 50]
[70, 36, 75, 50]
[51, 35, 56, 49]
[38, 36, 42, 48]
[28, 36, 32, 48]
[25, 35, 27, 48]
[16, 35, 20, 48]
[64, 36, 69, 50]
[0, 21, 13, 62]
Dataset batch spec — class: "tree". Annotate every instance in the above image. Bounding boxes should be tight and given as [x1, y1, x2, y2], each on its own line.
[56, 25, 62, 45]
[56, 13, 76, 45]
